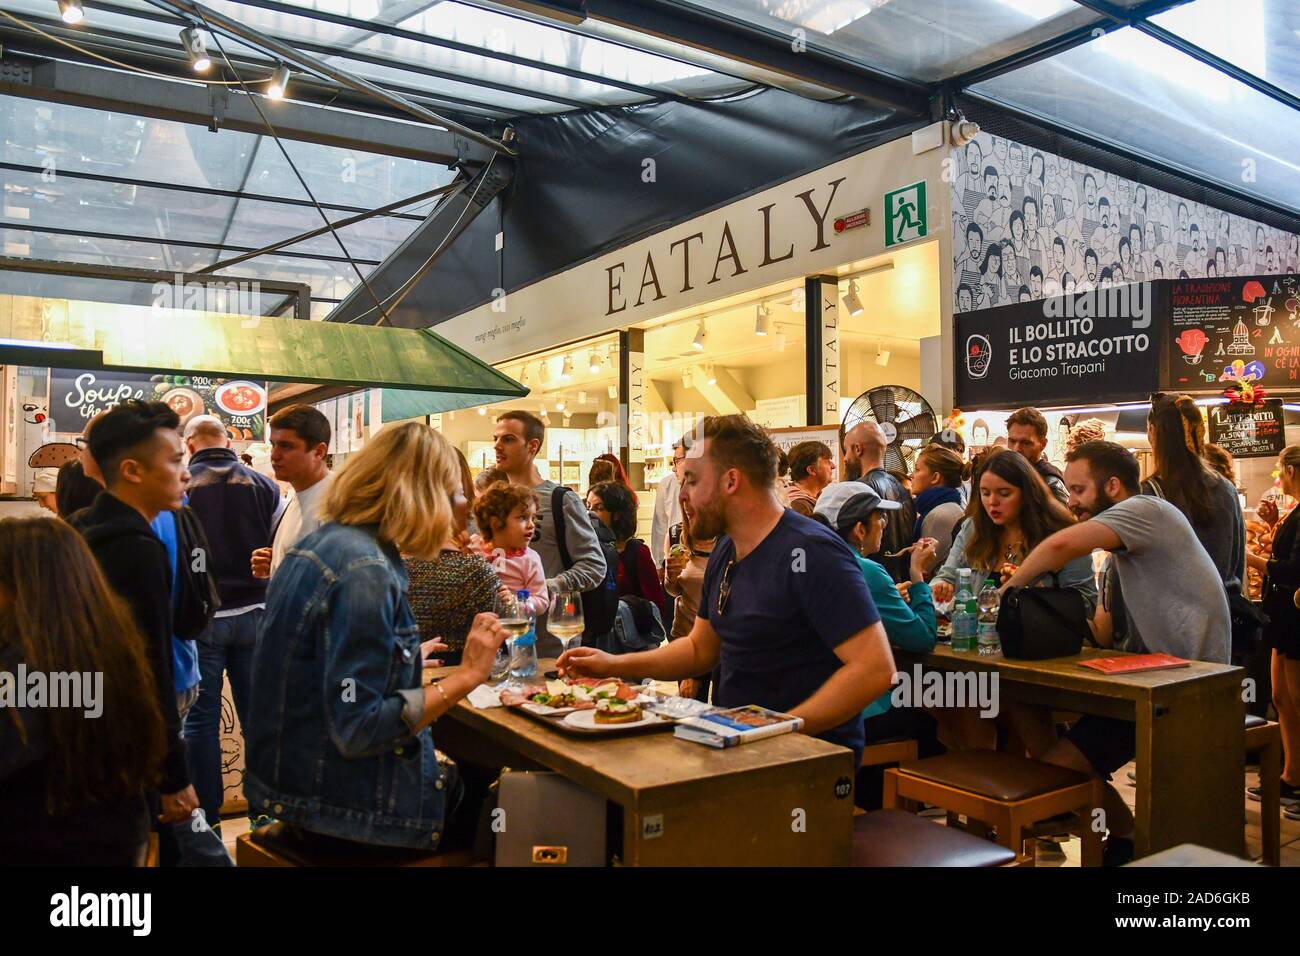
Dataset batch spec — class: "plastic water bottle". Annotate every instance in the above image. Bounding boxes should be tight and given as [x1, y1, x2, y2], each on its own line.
[977, 577, 1001, 656]
[508, 589, 538, 679]
[951, 569, 976, 652]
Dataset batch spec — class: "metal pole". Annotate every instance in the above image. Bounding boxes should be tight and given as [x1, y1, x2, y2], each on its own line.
[144, 0, 518, 157]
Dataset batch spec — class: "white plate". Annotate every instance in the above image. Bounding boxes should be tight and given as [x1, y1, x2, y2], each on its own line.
[562, 708, 662, 732]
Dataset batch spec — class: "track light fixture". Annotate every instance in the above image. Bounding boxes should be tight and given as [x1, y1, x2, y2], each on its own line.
[519, 365, 529, 386]
[267, 62, 291, 100]
[561, 353, 574, 381]
[556, 397, 566, 412]
[588, 350, 602, 374]
[755, 304, 771, 336]
[539, 360, 551, 383]
[477, 405, 487, 415]
[607, 384, 618, 399]
[681, 368, 693, 389]
[58, 0, 83, 25]
[876, 341, 891, 367]
[180, 27, 210, 73]
[562, 412, 572, 426]
[692, 321, 706, 351]
[842, 279, 865, 317]
[705, 364, 717, 386]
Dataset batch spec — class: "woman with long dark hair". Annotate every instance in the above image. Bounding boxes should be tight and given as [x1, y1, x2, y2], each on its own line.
[0, 517, 165, 864]
[931, 449, 1095, 608]
[587, 480, 669, 621]
[1145, 393, 1245, 610]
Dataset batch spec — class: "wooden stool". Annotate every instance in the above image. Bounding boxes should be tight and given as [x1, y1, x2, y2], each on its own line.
[884, 751, 1103, 866]
[1245, 714, 1282, 867]
[853, 809, 1017, 867]
[236, 822, 475, 868]
[855, 738, 919, 812]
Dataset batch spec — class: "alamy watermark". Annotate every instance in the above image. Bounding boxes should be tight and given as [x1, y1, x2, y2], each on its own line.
[890, 664, 1000, 718]
[151, 274, 262, 315]
[0, 664, 102, 718]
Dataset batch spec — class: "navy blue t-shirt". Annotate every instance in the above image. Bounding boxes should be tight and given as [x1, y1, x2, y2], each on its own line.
[699, 509, 881, 762]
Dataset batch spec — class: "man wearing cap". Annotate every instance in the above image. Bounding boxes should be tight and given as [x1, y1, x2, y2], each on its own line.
[182, 414, 282, 834]
[32, 468, 59, 513]
[812, 482, 943, 806]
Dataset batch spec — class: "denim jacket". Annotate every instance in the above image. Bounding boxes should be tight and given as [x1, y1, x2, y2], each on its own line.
[245, 522, 449, 849]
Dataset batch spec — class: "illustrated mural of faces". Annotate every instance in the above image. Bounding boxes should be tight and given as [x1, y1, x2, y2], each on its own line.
[951, 131, 1300, 313]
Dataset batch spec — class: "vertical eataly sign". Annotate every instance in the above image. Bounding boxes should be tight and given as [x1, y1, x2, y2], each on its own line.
[804, 274, 841, 426]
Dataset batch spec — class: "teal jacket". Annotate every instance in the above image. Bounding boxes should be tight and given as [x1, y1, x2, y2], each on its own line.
[854, 553, 936, 718]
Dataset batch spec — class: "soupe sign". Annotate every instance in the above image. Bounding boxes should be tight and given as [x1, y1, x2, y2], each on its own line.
[957, 284, 1158, 407]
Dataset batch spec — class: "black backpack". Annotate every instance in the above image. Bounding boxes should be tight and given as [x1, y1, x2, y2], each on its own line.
[551, 486, 618, 640]
[172, 505, 222, 640]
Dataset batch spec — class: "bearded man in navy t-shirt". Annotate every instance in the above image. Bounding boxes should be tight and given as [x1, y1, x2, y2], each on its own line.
[559, 414, 895, 765]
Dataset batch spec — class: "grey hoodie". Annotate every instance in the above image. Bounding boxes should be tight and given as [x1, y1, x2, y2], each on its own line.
[530, 479, 608, 657]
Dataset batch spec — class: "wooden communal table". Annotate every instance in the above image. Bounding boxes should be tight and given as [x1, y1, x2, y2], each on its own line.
[425, 662, 855, 866]
[915, 644, 1245, 858]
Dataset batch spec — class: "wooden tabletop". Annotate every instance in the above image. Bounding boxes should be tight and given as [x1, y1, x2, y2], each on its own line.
[424, 662, 853, 807]
[915, 643, 1242, 702]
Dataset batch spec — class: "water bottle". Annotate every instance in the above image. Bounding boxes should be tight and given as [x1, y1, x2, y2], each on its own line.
[951, 569, 976, 652]
[977, 577, 1001, 656]
[508, 589, 538, 679]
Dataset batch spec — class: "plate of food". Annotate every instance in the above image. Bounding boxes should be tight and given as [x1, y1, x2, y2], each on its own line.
[215, 380, 266, 416]
[161, 387, 204, 426]
[562, 697, 662, 732]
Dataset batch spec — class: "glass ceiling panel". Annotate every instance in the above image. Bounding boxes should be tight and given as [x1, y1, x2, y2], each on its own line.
[1151, 0, 1300, 100]
[661, 0, 1098, 83]
[1, 227, 218, 271]
[972, 27, 1300, 214]
[0, 270, 296, 313]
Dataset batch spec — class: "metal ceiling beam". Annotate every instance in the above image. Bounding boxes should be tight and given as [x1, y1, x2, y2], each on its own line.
[145, 0, 518, 156]
[0, 161, 428, 222]
[574, 0, 930, 115]
[328, 156, 515, 325]
[1071, 0, 1300, 115]
[163, 0, 666, 98]
[0, 51, 486, 165]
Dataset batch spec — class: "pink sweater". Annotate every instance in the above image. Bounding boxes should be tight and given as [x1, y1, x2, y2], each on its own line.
[488, 546, 550, 615]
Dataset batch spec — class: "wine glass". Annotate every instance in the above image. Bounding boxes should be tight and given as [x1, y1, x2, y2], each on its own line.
[494, 591, 531, 677]
[549, 587, 585, 660]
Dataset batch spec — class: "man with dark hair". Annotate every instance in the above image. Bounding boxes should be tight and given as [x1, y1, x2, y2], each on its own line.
[71, 399, 198, 828]
[560, 414, 895, 766]
[252, 403, 331, 579]
[493, 409, 607, 656]
[182, 414, 282, 833]
[1003, 440, 1230, 865]
[785, 440, 833, 517]
[842, 421, 915, 583]
[1006, 406, 1069, 505]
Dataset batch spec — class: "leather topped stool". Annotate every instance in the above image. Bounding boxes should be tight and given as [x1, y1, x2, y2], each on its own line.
[1245, 714, 1282, 867]
[236, 822, 475, 868]
[853, 809, 1017, 867]
[884, 750, 1103, 866]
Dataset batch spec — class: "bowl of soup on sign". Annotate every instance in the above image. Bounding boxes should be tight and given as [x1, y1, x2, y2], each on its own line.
[215, 381, 266, 417]
[162, 387, 204, 426]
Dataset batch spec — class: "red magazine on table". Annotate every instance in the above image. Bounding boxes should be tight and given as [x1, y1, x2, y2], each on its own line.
[1078, 653, 1190, 674]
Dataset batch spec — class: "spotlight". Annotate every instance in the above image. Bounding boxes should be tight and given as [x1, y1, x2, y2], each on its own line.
[519, 365, 529, 386]
[588, 351, 601, 374]
[539, 404, 548, 418]
[577, 390, 587, 404]
[267, 63, 291, 100]
[180, 27, 210, 73]
[561, 353, 574, 381]
[876, 342, 891, 367]
[774, 333, 787, 353]
[691, 321, 706, 351]
[58, 0, 83, 25]
[755, 304, 771, 336]
[681, 368, 693, 389]
[705, 364, 716, 386]
[556, 397, 566, 412]
[790, 288, 805, 313]
[842, 280, 864, 316]
[562, 412, 572, 426]
[607, 384, 618, 399]
[539, 360, 551, 383]
[477, 405, 487, 415]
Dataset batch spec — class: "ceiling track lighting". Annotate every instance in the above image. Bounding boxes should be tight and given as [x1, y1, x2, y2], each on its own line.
[691, 321, 706, 351]
[875, 341, 891, 367]
[519, 364, 529, 386]
[267, 62, 291, 100]
[180, 26, 210, 73]
[607, 384, 618, 400]
[588, 350, 602, 374]
[561, 353, 574, 381]
[842, 279, 865, 317]
[57, 0, 83, 25]
[539, 360, 551, 383]
[555, 397, 566, 412]
[755, 304, 771, 336]
[477, 405, 487, 415]
[562, 413, 572, 426]
[681, 368, 694, 389]
[705, 364, 717, 386]
[577, 390, 588, 404]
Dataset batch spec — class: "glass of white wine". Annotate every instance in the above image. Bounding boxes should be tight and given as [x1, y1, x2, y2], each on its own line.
[495, 590, 532, 640]
[548, 587, 585, 660]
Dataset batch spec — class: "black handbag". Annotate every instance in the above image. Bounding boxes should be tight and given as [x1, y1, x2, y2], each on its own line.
[997, 573, 1091, 660]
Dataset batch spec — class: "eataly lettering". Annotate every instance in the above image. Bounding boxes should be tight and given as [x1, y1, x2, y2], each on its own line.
[605, 177, 846, 316]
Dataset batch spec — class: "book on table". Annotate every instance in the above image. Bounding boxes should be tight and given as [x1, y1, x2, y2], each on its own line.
[1077, 653, 1190, 674]
[673, 704, 803, 749]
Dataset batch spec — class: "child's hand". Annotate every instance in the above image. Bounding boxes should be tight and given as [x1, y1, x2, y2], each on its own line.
[497, 585, 513, 604]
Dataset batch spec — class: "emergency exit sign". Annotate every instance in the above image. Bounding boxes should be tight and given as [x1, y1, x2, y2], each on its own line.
[884, 180, 927, 247]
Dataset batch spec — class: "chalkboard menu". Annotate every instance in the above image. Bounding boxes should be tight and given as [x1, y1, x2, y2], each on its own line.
[1166, 273, 1300, 393]
[50, 369, 266, 440]
[955, 284, 1160, 408]
[1205, 400, 1285, 459]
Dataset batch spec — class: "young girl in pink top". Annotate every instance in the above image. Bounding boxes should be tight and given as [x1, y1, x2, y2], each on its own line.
[471, 481, 549, 616]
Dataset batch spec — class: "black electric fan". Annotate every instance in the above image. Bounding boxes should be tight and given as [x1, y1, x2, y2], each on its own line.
[840, 385, 938, 474]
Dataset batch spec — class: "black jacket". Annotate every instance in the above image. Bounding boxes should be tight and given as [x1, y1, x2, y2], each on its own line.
[1032, 457, 1070, 505]
[861, 468, 916, 584]
[71, 492, 189, 793]
[185, 447, 281, 609]
[1262, 507, 1300, 640]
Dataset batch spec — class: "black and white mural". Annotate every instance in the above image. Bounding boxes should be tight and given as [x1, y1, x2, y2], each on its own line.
[951, 132, 1300, 313]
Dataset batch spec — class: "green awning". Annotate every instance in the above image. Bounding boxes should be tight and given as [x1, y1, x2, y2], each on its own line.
[0, 294, 526, 399]
[379, 389, 517, 422]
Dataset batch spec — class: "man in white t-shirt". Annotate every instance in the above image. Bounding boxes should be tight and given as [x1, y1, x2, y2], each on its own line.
[251, 404, 334, 579]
